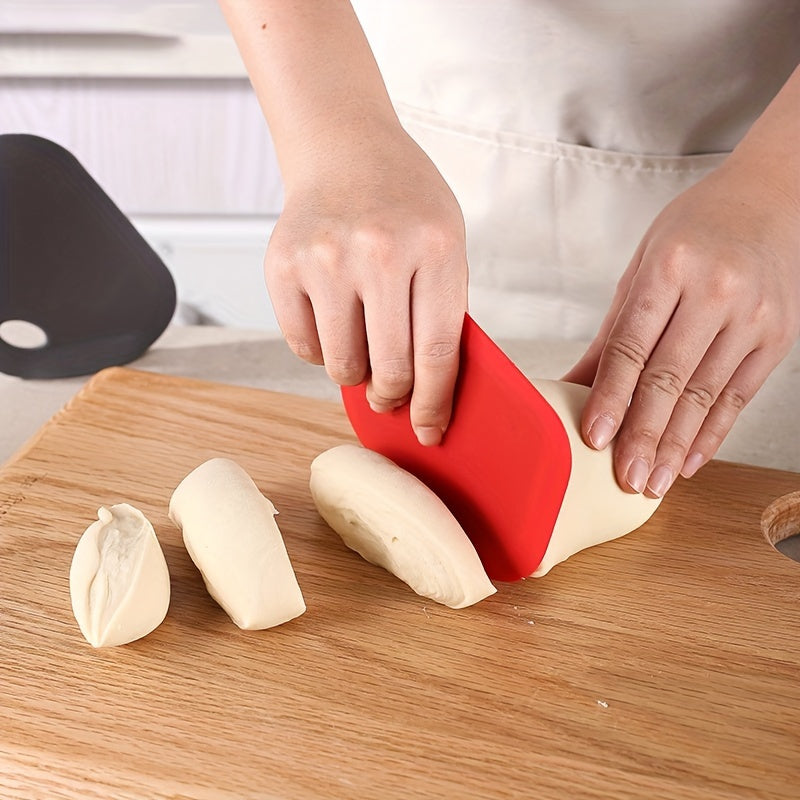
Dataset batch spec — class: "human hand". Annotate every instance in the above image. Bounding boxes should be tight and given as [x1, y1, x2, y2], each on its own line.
[218, 0, 469, 446]
[563, 157, 800, 497]
[265, 118, 469, 446]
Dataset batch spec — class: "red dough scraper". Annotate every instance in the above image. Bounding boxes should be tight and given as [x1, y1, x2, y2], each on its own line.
[341, 313, 572, 582]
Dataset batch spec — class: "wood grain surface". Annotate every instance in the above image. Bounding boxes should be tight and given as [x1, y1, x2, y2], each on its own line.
[1, 367, 798, 800]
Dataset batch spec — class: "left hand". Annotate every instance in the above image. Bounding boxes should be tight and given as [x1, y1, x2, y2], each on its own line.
[563, 156, 800, 498]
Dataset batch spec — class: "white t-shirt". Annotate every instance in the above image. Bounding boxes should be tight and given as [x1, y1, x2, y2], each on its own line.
[352, 1, 800, 339]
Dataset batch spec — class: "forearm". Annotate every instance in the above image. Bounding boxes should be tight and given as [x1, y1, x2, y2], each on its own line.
[727, 64, 800, 209]
[218, 0, 399, 187]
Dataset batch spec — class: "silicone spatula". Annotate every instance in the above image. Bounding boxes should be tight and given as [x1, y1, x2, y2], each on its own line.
[341, 313, 572, 582]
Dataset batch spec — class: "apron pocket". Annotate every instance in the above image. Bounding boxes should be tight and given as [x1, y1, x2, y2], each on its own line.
[397, 103, 728, 339]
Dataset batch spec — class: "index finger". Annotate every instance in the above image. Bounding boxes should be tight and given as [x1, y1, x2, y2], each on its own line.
[408, 267, 468, 446]
[582, 271, 681, 449]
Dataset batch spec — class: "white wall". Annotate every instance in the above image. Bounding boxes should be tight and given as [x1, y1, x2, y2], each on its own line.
[0, 0, 283, 329]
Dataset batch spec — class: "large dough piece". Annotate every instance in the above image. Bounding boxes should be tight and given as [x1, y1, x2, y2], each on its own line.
[531, 380, 663, 577]
[310, 444, 496, 608]
[69, 503, 170, 647]
[169, 458, 305, 630]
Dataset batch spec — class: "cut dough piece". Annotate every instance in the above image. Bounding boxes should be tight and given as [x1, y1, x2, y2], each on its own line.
[309, 444, 496, 609]
[531, 380, 663, 577]
[69, 503, 170, 648]
[169, 458, 305, 630]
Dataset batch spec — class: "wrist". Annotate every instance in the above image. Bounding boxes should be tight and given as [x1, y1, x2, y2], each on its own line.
[726, 65, 800, 213]
[278, 105, 406, 194]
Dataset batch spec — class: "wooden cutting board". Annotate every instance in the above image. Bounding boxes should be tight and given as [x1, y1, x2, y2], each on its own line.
[1, 367, 798, 800]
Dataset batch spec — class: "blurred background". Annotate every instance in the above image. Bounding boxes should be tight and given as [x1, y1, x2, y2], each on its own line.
[0, 0, 283, 329]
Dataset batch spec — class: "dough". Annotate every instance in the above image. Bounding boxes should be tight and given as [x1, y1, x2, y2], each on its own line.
[69, 503, 170, 648]
[310, 444, 496, 608]
[531, 380, 663, 576]
[169, 458, 306, 630]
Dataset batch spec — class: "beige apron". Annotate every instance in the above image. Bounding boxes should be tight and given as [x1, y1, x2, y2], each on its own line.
[351, 0, 800, 339]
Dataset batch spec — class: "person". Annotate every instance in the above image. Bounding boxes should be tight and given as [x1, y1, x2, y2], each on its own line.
[218, 0, 800, 498]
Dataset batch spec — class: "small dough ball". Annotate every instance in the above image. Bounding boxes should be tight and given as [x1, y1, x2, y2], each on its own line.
[169, 458, 305, 630]
[531, 380, 663, 576]
[70, 503, 170, 648]
[310, 444, 496, 609]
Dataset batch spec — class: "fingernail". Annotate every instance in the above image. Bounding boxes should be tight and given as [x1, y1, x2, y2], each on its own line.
[414, 426, 443, 447]
[647, 465, 673, 498]
[588, 414, 616, 449]
[626, 457, 649, 494]
[681, 452, 705, 479]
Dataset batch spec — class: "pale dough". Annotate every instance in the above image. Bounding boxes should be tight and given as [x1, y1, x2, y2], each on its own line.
[531, 380, 663, 576]
[310, 444, 496, 608]
[169, 458, 306, 630]
[69, 503, 170, 648]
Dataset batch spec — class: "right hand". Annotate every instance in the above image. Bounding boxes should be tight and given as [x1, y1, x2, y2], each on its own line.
[265, 118, 469, 446]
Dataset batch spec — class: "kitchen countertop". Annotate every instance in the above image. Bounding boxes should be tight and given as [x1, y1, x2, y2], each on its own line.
[2, 324, 800, 476]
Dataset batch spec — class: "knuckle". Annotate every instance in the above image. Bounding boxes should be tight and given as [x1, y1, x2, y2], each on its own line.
[716, 383, 751, 414]
[655, 427, 692, 459]
[651, 238, 710, 287]
[264, 247, 297, 283]
[606, 337, 649, 372]
[352, 223, 399, 263]
[412, 397, 451, 428]
[680, 382, 716, 412]
[696, 416, 729, 452]
[746, 296, 797, 344]
[307, 237, 347, 273]
[267, 236, 345, 284]
[627, 291, 662, 323]
[416, 338, 460, 366]
[694, 388, 750, 452]
[615, 425, 661, 463]
[708, 265, 742, 304]
[355, 218, 462, 273]
[325, 356, 366, 386]
[631, 426, 662, 449]
[747, 293, 772, 327]
[372, 359, 413, 398]
[746, 311, 798, 359]
[416, 220, 462, 259]
[655, 247, 688, 285]
[638, 366, 684, 398]
[285, 336, 322, 364]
